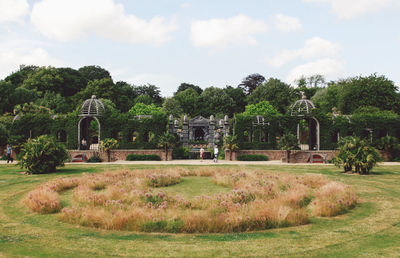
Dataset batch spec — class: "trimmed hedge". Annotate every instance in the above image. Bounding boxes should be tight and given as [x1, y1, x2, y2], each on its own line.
[126, 154, 161, 161]
[237, 154, 269, 161]
[87, 155, 102, 163]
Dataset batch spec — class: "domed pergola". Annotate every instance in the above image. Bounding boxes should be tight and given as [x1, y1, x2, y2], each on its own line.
[290, 94, 320, 151]
[77, 95, 105, 150]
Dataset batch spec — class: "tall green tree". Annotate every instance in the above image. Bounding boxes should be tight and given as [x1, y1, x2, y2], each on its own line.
[239, 73, 265, 95]
[174, 88, 200, 117]
[224, 86, 247, 116]
[133, 84, 163, 106]
[247, 78, 296, 114]
[199, 86, 234, 117]
[78, 65, 111, 84]
[175, 83, 203, 95]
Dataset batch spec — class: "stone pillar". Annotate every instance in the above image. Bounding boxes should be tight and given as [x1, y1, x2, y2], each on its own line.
[209, 115, 215, 147]
[224, 115, 230, 137]
[183, 115, 189, 147]
[168, 115, 174, 134]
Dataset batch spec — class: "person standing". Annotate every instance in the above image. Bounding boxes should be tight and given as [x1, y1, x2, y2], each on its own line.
[81, 138, 87, 150]
[200, 147, 204, 162]
[213, 146, 219, 163]
[6, 144, 13, 163]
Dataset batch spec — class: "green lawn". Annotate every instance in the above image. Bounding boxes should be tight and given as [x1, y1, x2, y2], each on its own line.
[1, 163, 400, 257]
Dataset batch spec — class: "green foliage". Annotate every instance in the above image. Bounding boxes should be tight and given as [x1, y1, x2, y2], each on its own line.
[128, 103, 163, 116]
[247, 78, 297, 114]
[0, 123, 9, 147]
[199, 86, 234, 117]
[162, 97, 183, 117]
[278, 133, 299, 150]
[126, 154, 161, 161]
[238, 73, 265, 95]
[100, 138, 119, 152]
[174, 88, 200, 117]
[334, 136, 382, 174]
[172, 146, 190, 159]
[237, 154, 269, 161]
[243, 101, 279, 118]
[19, 135, 69, 174]
[223, 135, 239, 161]
[377, 136, 399, 161]
[175, 83, 203, 95]
[87, 155, 102, 163]
[134, 95, 153, 105]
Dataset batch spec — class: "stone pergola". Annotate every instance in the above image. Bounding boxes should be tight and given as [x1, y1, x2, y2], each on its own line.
[169, 115, 230, 147]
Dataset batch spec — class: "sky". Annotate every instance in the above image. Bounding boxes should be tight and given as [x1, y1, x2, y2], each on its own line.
[0, 0, 400, 96]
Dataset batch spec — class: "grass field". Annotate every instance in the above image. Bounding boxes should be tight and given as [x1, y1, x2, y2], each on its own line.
[1, 163, 400, 257]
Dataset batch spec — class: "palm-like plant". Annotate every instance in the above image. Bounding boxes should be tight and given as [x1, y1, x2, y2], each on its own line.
[223, 135, 239, 161]
[334, 136, 381, 174]
[378, 135, 398, 161]
[158, 133, 176, 161]
[278, 133, 299, 163]
[100, 138, 119, 162]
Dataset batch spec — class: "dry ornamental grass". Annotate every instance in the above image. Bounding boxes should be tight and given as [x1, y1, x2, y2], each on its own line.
[23, 167, 357, 233]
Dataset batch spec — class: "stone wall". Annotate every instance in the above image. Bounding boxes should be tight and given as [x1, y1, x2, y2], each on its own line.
[69, 149, 172, 162]
[225, 149, 337, 163]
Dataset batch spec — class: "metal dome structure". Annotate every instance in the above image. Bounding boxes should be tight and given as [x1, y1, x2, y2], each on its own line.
[79, 95, 105, 117]
[77, 95, 104, 150]
[290, 94, 315, 116]
[290, 94, 320, 151]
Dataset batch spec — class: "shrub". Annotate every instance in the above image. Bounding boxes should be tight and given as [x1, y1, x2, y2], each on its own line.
[237, 154, 269, 161]
[87, 155, 102, 163]
[172, 146, 190, 159]
[19, 135, 69, 174]
[334, 136, 382, 174]
[126, 154, 161, 161]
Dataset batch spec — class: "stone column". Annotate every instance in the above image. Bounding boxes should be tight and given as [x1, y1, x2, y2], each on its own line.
[168, 115, 174, 134]
[183, 115, 189, 147]
[224, 115, 230, 137]
[209, 115, 215, 147]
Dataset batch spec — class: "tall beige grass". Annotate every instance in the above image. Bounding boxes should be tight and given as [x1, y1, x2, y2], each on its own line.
[26, 168, 357, 233]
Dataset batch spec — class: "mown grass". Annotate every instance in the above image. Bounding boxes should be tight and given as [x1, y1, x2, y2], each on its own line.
[0, 163, 400, 256]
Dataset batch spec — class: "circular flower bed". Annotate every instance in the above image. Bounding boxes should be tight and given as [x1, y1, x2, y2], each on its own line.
[24, 168, 357, 233]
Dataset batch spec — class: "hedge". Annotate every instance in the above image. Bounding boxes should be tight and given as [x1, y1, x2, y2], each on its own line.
[87, 155, 102, 163]
[237, 154, 269, 161]
[126, 154, 161, 161]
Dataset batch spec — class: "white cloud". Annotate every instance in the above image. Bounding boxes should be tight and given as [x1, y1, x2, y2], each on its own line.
[287, 58, 344, 83]
[0, 47, 62, 79]
[181, 2, 191, 9]
[274, 14, 302, 32]
[269, 37, 340, 67]
[0, 0, 29, 23]
[190, 14, 268, 48]
[303, 0, 391, 20]
[31, 0, 177, 46]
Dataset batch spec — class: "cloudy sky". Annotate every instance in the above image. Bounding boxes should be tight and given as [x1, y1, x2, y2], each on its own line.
[1, 0, 399, 96]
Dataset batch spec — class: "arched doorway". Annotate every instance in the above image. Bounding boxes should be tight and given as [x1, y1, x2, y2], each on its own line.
[297, 117, 319, 150]
[194, 127, 205, 141]
[77, 95, 104, 150]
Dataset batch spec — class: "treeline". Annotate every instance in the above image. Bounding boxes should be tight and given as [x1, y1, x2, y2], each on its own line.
[1, 65, 399, 119]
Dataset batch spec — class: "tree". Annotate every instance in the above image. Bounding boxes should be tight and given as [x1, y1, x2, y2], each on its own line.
[5, 65, 39, 87]
[174, 88, 200, 117]
[133, 84, 163, 106]
[157, 133, 177, 161]
[337, 74, 400, 114]
[57, 67, 86, 97]
[239, 73, 265, 95]
[175, 83, 203, 95]
[21, 67, 64, 96]
[242, 101, 279, 118]
[223, 86, 247, 116]
[223, 135, 239, 161]
[295, 75, 326, 99]
[247, 78, 296, 114]
[162, 97, 183, 117]
[128, 103, 163, 116]
[19, 135, 69, 174]
[199, 86, 234, 117]
[278, 133, 299, 163]
[100, 138, 119, 162]
[35, 91, 71, 114]
[78, 65, 111, 83]
[134, 95, 154, 105]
